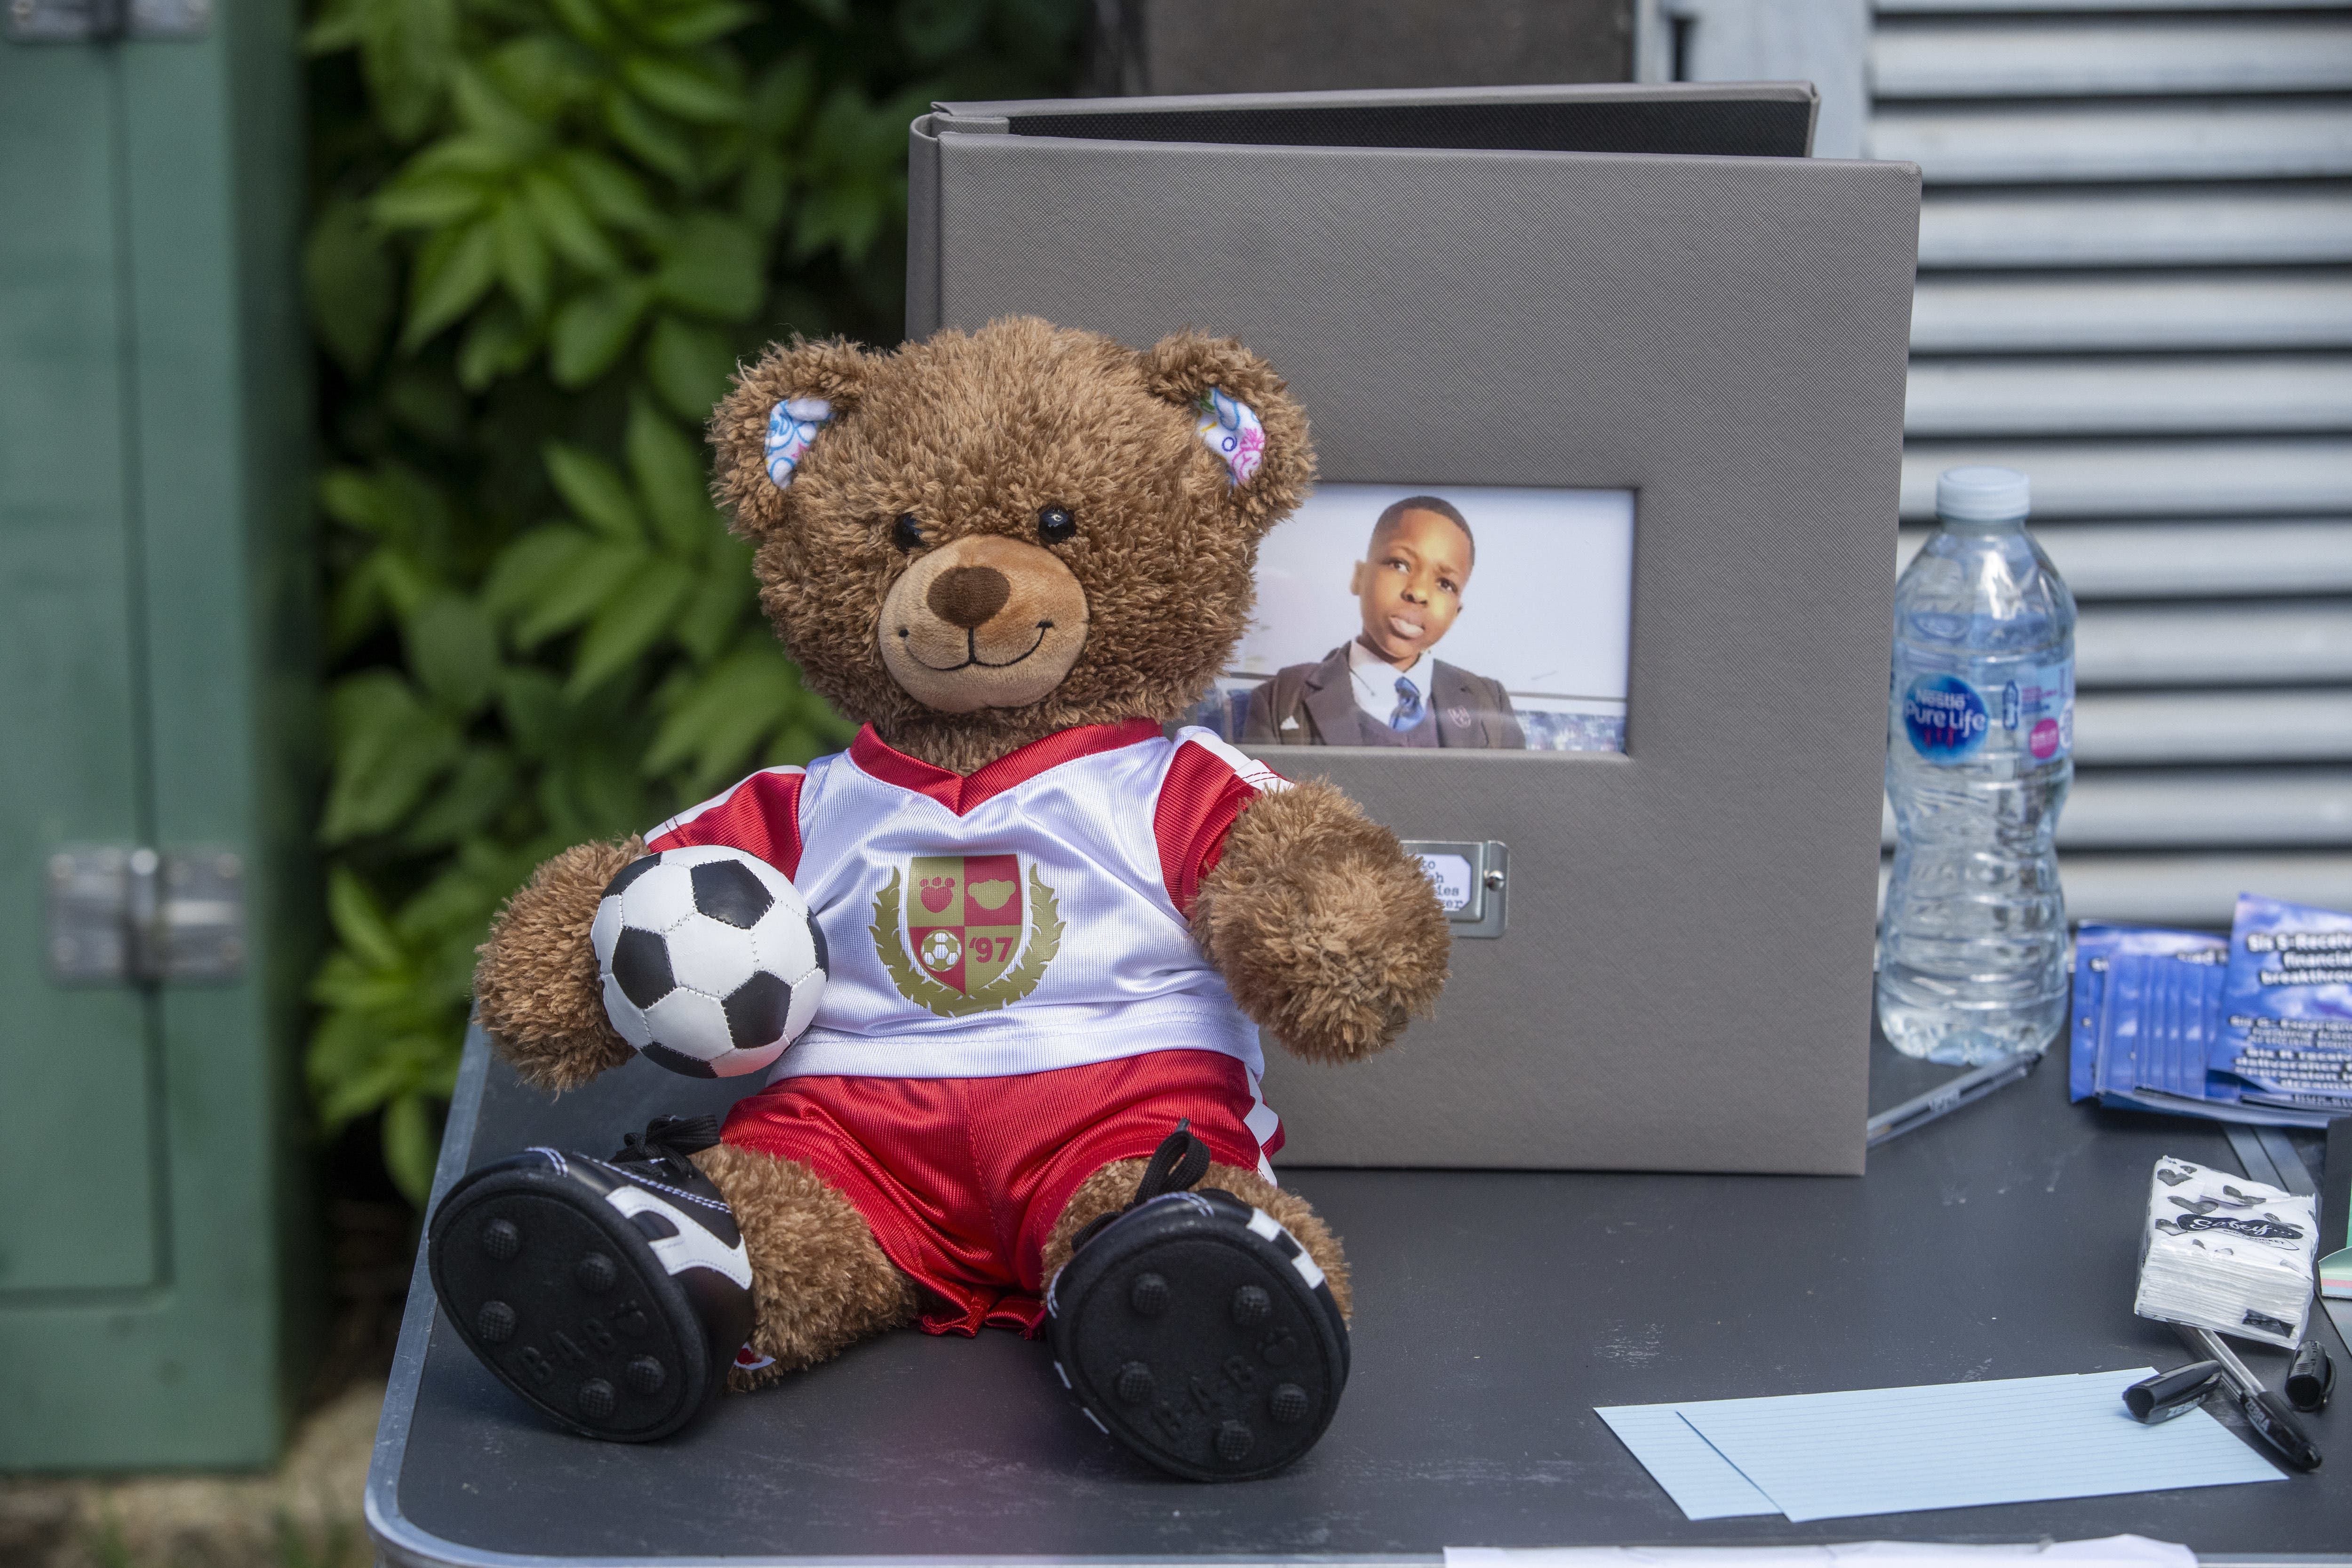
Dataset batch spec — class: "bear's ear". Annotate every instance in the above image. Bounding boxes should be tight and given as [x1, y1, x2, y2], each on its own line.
[709, 336, 876, 538]
[1140, 330, 1315, 534]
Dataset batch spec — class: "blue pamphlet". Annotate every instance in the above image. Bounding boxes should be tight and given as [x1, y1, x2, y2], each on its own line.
[2069, 902, 2352, 1127]
[2217, 893, 2352, 1111]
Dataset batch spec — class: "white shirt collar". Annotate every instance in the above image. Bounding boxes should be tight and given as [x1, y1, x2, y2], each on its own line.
[1347, 638, 1427, 722]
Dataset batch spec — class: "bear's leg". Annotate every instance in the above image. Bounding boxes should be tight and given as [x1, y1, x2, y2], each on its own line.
[427, 1124, 914, 1442]
[692, 1143, 919, 1390]
[1041, 1155, 1351, 1481]
[1044, 1160, 1352, 1320]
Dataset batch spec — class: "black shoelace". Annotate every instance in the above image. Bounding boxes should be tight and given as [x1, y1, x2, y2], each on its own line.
[1070, 1118, 1212, 1254]
[610, 1114, 722, 1182]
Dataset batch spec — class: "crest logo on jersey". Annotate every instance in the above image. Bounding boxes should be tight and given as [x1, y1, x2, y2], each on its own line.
[870, 852, 1062, 1018]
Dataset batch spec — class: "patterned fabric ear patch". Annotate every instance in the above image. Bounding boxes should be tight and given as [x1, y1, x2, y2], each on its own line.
[1195, 388, 1266, 486]
[765, 397, 835, 489]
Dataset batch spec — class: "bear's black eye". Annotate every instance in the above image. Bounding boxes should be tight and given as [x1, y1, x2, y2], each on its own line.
[1037, 505, 1076, 545]
[891, 514, 925, 552]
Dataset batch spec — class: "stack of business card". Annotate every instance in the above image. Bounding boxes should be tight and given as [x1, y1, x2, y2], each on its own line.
[2133, 1155, 2318, 1349]
[2070, 895, 2352, 1128]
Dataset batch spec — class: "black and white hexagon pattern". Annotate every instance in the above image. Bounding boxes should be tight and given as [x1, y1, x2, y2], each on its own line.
[590, 846, 828, 1079]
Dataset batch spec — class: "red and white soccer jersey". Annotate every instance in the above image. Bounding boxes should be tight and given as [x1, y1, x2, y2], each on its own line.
[647, 719, 1287, 1088]
[643, 719, 1292, 1331]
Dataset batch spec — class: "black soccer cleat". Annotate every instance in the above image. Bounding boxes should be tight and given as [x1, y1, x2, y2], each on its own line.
[1047, 1122, 1350, 1481]
[427, 1114, 756, 1442]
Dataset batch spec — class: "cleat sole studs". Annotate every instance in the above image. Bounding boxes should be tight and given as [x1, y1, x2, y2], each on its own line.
[574, 1252, 616, 1292]
[578, 1378, 615, 1419]
[1115, 1361, 1155, 1403]
[1129, 1272, 1170, 1316]
[1231, 1284, 1270, 1325]
[1270, 1382, 1309, 1424]
[480, 1218, 520, 1259]
[626, 1355, 665, 1394]
[1215, 1419, 1255, 1462]
[476, 1300, 516, 1344]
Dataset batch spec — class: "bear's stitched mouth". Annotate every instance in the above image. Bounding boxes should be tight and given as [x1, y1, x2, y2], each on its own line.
[901, 621, 1055, 672]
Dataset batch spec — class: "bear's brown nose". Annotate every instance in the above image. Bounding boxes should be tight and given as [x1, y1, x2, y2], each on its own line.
[927, 565, 1011, 629]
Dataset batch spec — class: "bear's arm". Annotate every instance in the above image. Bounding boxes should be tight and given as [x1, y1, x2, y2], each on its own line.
[474, 836, 643, 1092]
[1188, 781, 1449, 1063]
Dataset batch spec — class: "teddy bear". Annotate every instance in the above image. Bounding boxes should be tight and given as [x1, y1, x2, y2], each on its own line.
[423, 316, 1451, 1481]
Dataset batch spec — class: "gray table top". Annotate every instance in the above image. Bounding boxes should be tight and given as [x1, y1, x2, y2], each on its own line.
[368, 1028, 2352, 1566]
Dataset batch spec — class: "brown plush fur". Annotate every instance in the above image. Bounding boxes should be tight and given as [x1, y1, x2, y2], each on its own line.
[708, 317, 1316, 776]
[473, 836, 641, 1092]
[1042, 1160, 1353, 1323]
[1194, 780, 1450, 1062]
[470, 318, 1441, 1403]
[692, 1144, 919, 1388]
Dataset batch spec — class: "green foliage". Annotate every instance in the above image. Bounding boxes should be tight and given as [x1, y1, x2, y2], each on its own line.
[304, 0, 1089, 1203]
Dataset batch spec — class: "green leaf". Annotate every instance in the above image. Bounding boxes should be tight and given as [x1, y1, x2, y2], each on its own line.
[519, 167, 625, 276]
[492, 196, 552, 318]
[323, 673, 466, 841]
[455, 300, 540, 391]
[568, 557, 697, 692]
[383, 1091, 442, 1206]
[747, 52, 815, 137]
[351, 0, 461, 143]
[895, 0, 987, 64]
[645, 641, 792, 779]
[557, 150, 664, 233]
[304, 198, 399, 376]
[401, 746, 523, 849]
[549, 277, 653, 386]
[512, 539, 653, 646]
[403, 589, 500, 714]
[652, 212, 763, 320]
[602, 89, 698, 185]
[451, 62, 550, 154]
[481, 525, 595, 618]
[672, 536, 756, 662]
[620, 54, 748, 125]
[638, 0, 757, 49]
[545, 444, 646, 541]
[372, 173, 493, 230]
[326, 865, 407, 974]
[626, 398, 716, 552]
[401, 218, 500, 349]
[645, 314, 736, 422]
[545, 0, 618, 50]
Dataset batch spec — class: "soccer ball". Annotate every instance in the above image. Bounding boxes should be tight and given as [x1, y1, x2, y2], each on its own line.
[590, 846, 828, 1079]
[920, 929, 961, 971]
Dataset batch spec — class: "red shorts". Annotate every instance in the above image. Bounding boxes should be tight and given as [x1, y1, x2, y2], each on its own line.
[719, 1050, 1279, 1336]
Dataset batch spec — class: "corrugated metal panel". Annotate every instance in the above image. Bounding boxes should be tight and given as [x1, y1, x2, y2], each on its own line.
[2077, 602, 2352, 685]
[1869, 102, 2352, 182]
[1871, 0, 2352, 932]
[1882, 771, 2352, 847]
[2074, 690, 2352, 762]
[1882, 0, 2346, 13]
[1899, 440, 2352, 519]
[2057, 854, 2352, 927]
[1899, 520, 2352, 597]
[1917, 188, 2352, 267]
[1910, 275, 2352, 352]
[1874, 20, 2352, 99]
[1879, 854, 2352, 929]
[1906, 355, 2352, 436]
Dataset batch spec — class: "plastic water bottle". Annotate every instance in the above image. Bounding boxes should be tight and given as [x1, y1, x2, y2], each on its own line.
[1879, 467, 2077, 1064]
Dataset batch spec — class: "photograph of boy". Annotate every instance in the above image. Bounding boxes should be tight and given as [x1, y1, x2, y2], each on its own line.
[1242, 495, 1526, 748]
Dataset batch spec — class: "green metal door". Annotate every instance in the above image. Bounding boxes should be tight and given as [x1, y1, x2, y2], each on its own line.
[0, 0, 314, 1469]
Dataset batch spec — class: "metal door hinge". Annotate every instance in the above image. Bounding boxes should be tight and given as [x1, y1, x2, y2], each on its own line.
[47, 845, 245, 984]
[1402, 839, 1508, 939]
[5, 0, 210, 43]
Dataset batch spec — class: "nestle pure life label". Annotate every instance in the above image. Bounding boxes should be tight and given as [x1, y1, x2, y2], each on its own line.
[1896, 658, 2073, 765]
